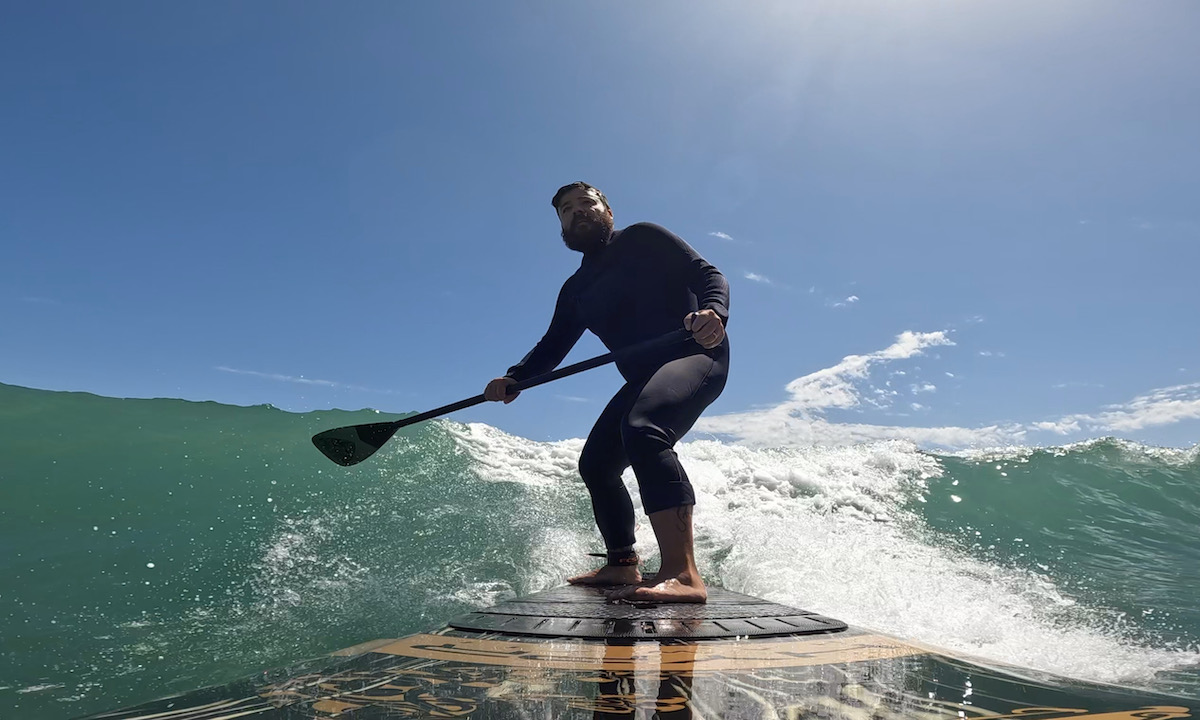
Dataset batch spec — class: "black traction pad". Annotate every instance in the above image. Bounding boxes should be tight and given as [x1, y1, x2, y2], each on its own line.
[449, 584, 848, 639]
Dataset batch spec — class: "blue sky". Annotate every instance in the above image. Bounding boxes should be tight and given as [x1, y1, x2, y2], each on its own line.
[3, 1, 1198, 449]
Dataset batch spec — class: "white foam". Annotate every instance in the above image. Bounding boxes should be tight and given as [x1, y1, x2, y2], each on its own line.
[443, 580, 516, 609]
[451, 424, 1200, 689]
[951, 437, 1200, 466]
[447, 422, 584, 488]
[16, 684, 65, 694]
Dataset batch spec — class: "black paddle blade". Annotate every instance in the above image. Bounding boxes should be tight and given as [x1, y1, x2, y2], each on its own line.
[311, 421, 402, 467]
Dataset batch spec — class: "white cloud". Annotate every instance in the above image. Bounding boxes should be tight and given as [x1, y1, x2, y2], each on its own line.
[778, 331, 953, 413]
[215, 366, 395, 394]
[978, 350, 1006, 358]
[1032, 420, 1082, 435]
[1061, 383, 1200, 433]
[744, 271, 772, 284]
[696, 327, 1200, 450]
[709, 231, 735, 241]
[847, 295, 860, 303]
[693, 327, 1200, 451]
[698, 410, 1022, 449]
[693, 331, 997, 448]
[555, 395, 590, 403]
[218, 366, 339, 387]
[945, 372, 956, 378]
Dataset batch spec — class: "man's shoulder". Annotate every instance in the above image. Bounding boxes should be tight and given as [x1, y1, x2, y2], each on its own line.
[616, 222, 696, 256]
[619, 221, 676, 237]
[614, 222, 686, 252]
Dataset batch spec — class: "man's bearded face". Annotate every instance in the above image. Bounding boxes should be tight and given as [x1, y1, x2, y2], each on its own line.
[556, 188, 613, 254]
[561, 205, 614, 253]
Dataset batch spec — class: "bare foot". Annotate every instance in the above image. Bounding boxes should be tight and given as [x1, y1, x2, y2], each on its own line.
[567, 564, 641, 586]
[605, 571, 707, 603]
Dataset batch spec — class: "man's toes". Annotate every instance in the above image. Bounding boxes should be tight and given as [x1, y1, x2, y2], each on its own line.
[604, 586, 633, 602]
[628, 586, 655, 601]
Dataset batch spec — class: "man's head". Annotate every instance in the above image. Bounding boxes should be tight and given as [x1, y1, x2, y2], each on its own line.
[552, 182, 614, 254]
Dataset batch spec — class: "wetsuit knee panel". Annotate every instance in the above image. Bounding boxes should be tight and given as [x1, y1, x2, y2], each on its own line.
[620, 419, 676, 461]
[577, 445, 626, 489]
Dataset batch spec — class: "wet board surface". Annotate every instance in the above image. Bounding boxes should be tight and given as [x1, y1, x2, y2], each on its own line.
[79, 586, 1197, 720]
[448, 584, 848, 638]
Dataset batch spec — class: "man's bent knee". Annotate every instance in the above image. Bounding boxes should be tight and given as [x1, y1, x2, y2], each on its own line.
[578, 449, 626, 493]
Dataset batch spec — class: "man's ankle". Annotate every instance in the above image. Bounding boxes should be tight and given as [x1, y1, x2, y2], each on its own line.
[655, 565, 699, 581]
[606, 546, 639, 567]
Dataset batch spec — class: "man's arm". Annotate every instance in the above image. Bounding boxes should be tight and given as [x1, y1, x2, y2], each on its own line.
[503, 279, 587, 383]
[641, 223, 730, 326]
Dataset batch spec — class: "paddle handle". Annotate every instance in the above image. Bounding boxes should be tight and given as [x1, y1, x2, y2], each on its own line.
[388, 328, 693, 432]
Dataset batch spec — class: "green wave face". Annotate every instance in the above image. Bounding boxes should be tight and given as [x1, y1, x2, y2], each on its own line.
[922, 442, 1200, 644]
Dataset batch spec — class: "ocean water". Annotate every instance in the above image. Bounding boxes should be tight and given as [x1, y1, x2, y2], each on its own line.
[1, 381, 1198, 718]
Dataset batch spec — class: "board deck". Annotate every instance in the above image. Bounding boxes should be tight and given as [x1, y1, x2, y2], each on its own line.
[448, 585, 846, 638]
[79, 585, 1196, 720]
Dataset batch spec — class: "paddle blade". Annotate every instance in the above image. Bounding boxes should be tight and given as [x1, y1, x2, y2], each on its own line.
[311, 421, 402, 467]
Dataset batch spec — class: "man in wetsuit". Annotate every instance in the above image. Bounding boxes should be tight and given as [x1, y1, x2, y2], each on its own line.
[484, 182, 729, 603]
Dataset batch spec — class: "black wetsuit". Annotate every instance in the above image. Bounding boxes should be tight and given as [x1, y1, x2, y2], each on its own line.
[505, 222, 730, 552]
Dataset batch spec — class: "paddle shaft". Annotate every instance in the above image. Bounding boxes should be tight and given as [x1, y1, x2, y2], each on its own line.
[380, 328, 693, 435]
[311, 328, 697, 465]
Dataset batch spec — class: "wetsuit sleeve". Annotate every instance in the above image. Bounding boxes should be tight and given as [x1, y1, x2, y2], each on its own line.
[645, 225, 730, 326]
[504, 279, 587, 382]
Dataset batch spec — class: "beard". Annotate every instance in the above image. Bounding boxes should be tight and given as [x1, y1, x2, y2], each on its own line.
[561, 208, 614, 254]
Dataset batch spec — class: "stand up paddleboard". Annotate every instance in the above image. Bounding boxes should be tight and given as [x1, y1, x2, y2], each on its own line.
[79, 584, 1194, 719]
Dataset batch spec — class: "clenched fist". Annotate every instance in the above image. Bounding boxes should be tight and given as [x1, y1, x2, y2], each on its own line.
[684, 309, 725, 349]
[484, 376, 520, 404]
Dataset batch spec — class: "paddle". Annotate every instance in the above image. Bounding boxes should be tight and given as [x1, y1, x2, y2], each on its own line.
[312, 328, 694, 467]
